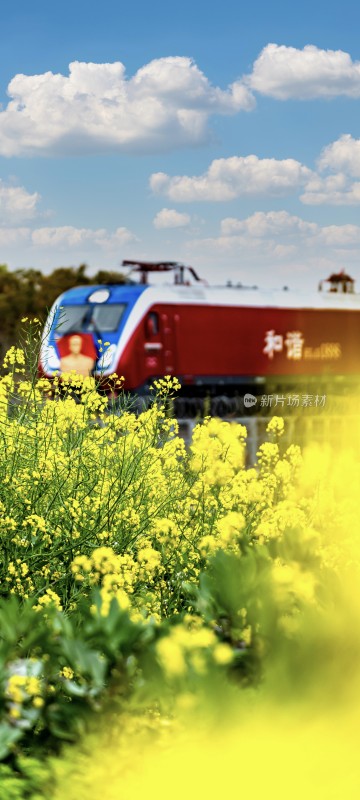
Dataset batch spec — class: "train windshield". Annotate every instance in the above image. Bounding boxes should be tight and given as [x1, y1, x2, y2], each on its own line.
[56, 303, 127, 334]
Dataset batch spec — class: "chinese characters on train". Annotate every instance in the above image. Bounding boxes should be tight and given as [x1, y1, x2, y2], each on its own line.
[263, 330, 341, 360]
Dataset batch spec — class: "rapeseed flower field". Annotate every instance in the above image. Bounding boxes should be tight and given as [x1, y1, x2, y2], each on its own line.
[1, 321, 360, 797]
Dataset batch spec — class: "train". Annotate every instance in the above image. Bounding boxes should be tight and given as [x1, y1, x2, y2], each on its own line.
[39, 261, 360, 414]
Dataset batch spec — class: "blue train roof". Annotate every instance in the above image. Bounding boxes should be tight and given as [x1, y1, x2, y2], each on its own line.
[60, 283, 148, 304]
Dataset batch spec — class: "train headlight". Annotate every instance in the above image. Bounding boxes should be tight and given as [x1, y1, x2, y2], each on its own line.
[97, 344, 116, 370]
[88, 289, 110, 303]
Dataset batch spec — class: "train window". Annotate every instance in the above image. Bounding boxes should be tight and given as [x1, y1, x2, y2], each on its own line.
[145, 312, 159, 336]
[91, 304, 127, 332]
[57, 305, 86, 333]
[56, 303, 127, 334]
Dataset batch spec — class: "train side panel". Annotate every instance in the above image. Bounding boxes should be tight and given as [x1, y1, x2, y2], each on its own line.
[173, 304, 360, 378]
[116, 302, 360, 390]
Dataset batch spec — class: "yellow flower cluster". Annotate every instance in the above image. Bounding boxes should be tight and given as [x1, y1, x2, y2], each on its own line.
[152, 376, 182, 396]
[34, 588, 63, 612]
[200, 511, 246, 555]
[6, 559, 34, 597]
[0, 341, 359, 679]
[190, 417, 247, 485]
[0, 367, 313, 627]
[6, 672, 44, 718]
[59, 666, 74, 680]
[266, 415, 285, 437]
[2, 346, 26, 370]
[72, 547, 139, 592]
[156, 620, 233, 678]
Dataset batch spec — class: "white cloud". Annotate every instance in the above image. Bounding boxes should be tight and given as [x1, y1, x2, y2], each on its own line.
[153, 208, 191, 229]
[0, 224, 134, 249]
[31, 226, 99, 248]
[318, 135, 360, 177]
[221, 210, 317, 237]
[187, 212, 360, 269]
[0, 58, 254, 157]
[150, 156, 311, 201]
[299, 139, 360, 204]
[220, 211, 360, 247]
[31, 225, 136, 250]
[150, 138, 360, 207]
[317, 224, 360, 246]
[0, 180, 40, 222]
[247, 43, 360, 99]
[2, 212, 360, 289]
[301, 180, 360, 206]
[97, 227, 138, 251]
[3, 45, 360, 162]
[0, 227, 31, 245]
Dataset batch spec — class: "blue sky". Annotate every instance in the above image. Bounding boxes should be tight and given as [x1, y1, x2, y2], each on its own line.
[1, 0, 360, 289]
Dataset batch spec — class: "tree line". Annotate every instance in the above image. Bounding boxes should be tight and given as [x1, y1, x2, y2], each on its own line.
[0, 263, 127, 359]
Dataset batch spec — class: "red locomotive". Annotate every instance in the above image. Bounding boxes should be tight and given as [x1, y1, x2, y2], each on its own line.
[40, 262, 360, 411]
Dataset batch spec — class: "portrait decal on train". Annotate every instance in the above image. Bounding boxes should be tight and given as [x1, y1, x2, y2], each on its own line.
[57, 333, 97, 377]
